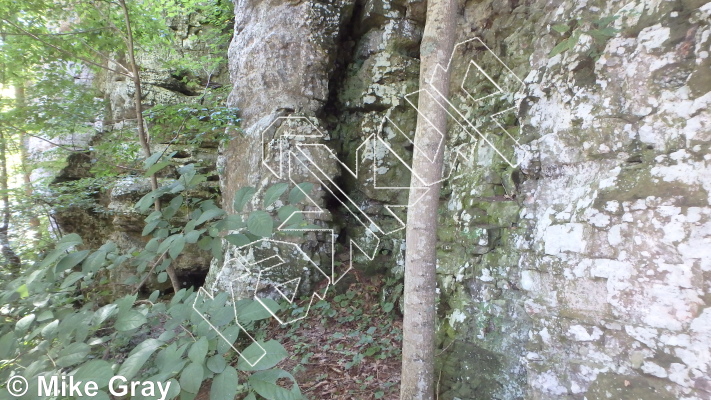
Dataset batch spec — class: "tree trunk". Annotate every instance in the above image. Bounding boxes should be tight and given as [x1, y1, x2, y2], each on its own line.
[118, 0, 180, 294]
[400, 0, 456, 398]
[0, 127, 22, 272]
[0, 30, 22, 273]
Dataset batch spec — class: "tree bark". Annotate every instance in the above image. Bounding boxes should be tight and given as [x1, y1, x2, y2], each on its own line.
[0, 30, 22, 273]
[0, 127, 22, 272]
[118, 0, 180, 294]
[400, 0, 456, 398]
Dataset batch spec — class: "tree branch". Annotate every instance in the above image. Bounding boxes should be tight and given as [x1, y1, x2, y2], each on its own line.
[0, 19, 132, 78]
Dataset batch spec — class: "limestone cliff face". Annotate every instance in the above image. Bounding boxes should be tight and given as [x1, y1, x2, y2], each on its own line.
[215, 0, 711, 398]
[51, 14, 231, 290]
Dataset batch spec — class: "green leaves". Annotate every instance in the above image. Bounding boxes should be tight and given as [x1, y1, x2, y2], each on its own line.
[73, 360, 115, 388]
[188, 337, 209, 364]
[247, 211, 273, 238]
[195, 208, 226, 226]
[54, 250, 89, 274]
[180, 362, 205, 394]
[56, 343, 91, 367]
[234, 186, 256, 212]
[288, 182, 313, 204]
[145, 160, 172, 177]
[263, 183, 289, 207]
[115, 311, 147, 331]
[249, 369, 302, 400]
[549, 35, 577, 57]
[210, 366, 238, 400]
[551, 24, 570, 33]
[237, 340, 288, 372]
[118, 339, 164, 381]
[548, 16, 618, 58]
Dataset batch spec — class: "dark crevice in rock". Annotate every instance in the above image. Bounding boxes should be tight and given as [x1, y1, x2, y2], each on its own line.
[148, 79, 200, 97]
[179, 269, 209, 292]
[319, 0, 363, 124]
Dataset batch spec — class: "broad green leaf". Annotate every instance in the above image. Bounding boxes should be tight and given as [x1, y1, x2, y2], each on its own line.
[238, 299, 280, 322]
[551, 24, 569, 33]
[73, 360, 114, 388]
[16, 314, 35, 333]
[158, 272, 168, 283]
[170, 194, 184, 208]
[215, 214, 244, 231]
[210, 366, 238, 400]
[61, 271, 85, 289]
[248, 369, 301, 400]
[145, 210, 163, 222]
[188, 337, 209, 364]
[216, 326, 240, 355]
[157, 234, 180, 255]
[185, 229, 203, 244]
[165, 379, 181, 399]
[288, 182, 313, 204]
[206, 355, 227, 374]
[41, 320, 59, 338]
[92, 304, 117, 326]
[83, 250, 107, 274]
[0, 332, 16, 359]
[56, 343, 90, 367]
[198, 235, 213, 251]
[118, 339, 164, 381]
[211, 237, 223, 259]
[196, 208, 226, 226]
[263, 183, 289, 207]
[136, 191, 160, 212]
[54, 250, 90, 274]
[15, 284, 29, 298]
[145, 160, 172, 177]
[59, 233, 83, 245]
[143, 219, 161, 236]
[116, 294, 138, 316]
[277, 205, 300, 224]
[36, 310, 53, 322]
[169, 235, 186, 259]
[115, 311, 147, 331]
[156, 343, 187, 375]
[144, 152, 163, 169]
[211, 305, 235, 327]
[549, 38, 571, 57]
[179, 362, 204, 394]
[233, 186, 256, 212]
[237, 340, 287, 371]
[247, 211, 273, 238]
[171, 288, 188, 306]
[39, 242, 76, 270]
[224, 233, 250, 247]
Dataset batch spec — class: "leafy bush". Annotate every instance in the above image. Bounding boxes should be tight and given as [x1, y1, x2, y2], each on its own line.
[0, 159, 312, 399]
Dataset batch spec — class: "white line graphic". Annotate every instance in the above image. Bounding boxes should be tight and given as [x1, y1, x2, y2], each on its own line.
[195, 37, 526, 366]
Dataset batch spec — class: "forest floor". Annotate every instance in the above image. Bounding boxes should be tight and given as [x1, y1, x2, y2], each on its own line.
[197, 275, 403, 400]
[269, 276, 403, 399]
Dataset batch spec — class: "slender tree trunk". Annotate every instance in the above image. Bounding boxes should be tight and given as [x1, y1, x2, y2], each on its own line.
[0, 127, 22, 272]
[0, 29, 22, 272]
[400, 0, 456, 398]
[15, 83, 42, 246]
[118, 0, 180, 294]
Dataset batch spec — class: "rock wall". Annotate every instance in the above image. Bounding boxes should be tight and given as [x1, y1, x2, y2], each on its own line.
[51, 12, 232, 290]
[214, 0, 711, 398]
